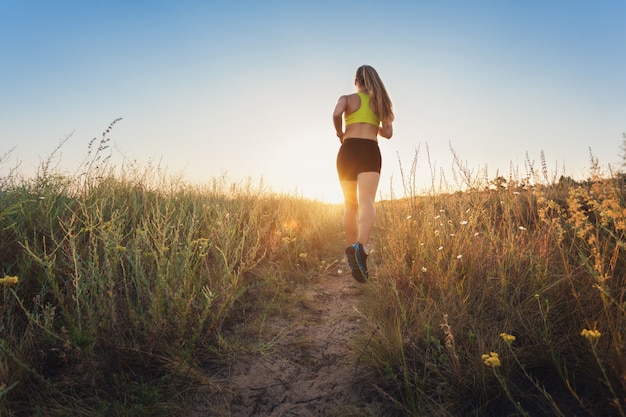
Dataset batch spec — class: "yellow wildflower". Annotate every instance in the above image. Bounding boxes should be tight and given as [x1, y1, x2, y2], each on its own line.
[581, 328, 601, 342]
[0, 276, 19, 286]
[500, 333, 516, 344]
[196, 238, 209, 246]
[299, 253, 308, 258]
[482, 352, 501, 367]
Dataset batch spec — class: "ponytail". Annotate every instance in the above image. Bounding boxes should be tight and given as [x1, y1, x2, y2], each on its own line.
[355, 65, 394, 124]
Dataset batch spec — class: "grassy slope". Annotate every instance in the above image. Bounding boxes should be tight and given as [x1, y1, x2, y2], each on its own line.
[1, 142, 626, 416]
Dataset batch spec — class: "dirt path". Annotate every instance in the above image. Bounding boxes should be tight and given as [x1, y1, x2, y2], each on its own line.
[190, 266, 391, 416]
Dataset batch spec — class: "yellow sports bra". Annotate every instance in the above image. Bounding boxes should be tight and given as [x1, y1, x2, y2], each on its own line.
[344, 92, 380, 127]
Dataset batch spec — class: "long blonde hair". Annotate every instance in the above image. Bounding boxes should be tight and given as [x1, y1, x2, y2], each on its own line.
[355, 65, 394, 123]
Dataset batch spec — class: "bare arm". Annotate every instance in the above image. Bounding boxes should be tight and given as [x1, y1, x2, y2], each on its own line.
[332, 96, 347, 142]
[378, 122, 393, 139]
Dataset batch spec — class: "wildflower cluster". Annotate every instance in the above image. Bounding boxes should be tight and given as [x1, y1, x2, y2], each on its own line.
[566, 187, 597, 242]
[590, 181, 626, 232]
[581, 328, 601, 342]
[536, 194, 566, 244]
[194, 237, 210, 247]
[565, 182, 626, 246]
[500, 332, 516, 344]
[0, 275, 18, 286]
[191, 237, 211, 257]
[482, 351, 501, 368]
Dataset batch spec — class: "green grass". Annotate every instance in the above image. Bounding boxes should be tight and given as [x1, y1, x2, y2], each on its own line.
[2, 131, 626, 416]
[0, 133, 344, 415]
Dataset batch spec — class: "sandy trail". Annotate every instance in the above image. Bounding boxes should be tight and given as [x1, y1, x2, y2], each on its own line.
[190, 267, 390, 416]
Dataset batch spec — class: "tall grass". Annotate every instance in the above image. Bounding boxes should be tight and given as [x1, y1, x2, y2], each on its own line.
[3, 125, 626, 416]
[0, 123, 344, 416]
[364, 149, 626, 416]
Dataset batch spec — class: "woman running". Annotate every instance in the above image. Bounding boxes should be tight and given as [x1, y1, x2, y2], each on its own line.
[333, 65, 394, 282]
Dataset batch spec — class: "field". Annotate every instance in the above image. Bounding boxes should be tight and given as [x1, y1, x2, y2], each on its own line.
[2, 133, 626, 416]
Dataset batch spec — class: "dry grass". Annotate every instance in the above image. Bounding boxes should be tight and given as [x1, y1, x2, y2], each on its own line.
[2, 127, 626, 416]
[361, 150, 626, 416]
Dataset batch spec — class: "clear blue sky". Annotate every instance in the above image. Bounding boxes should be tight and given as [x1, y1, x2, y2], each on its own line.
[1, 0, 624, 202]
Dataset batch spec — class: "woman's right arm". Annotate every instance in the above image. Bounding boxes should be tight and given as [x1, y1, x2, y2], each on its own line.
[333, 96, 347, 142]
[379, 122, 393, 139]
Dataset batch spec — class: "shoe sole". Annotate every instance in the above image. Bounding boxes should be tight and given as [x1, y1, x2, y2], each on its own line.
[346, 245, 367, 283]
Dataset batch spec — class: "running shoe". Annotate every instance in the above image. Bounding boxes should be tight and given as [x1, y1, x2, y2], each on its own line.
[354, 242, 368, 279]
[346, 242, 368, 282]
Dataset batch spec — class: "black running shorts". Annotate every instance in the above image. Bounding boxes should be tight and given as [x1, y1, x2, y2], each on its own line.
[336, 138, 382, 181]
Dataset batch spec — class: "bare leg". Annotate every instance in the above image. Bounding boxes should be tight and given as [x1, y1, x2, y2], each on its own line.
[355, 172, 380, 247]
[341, 173, 378, 282]
[340, 172, 380, 247]
[340, 180, 358, 245]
